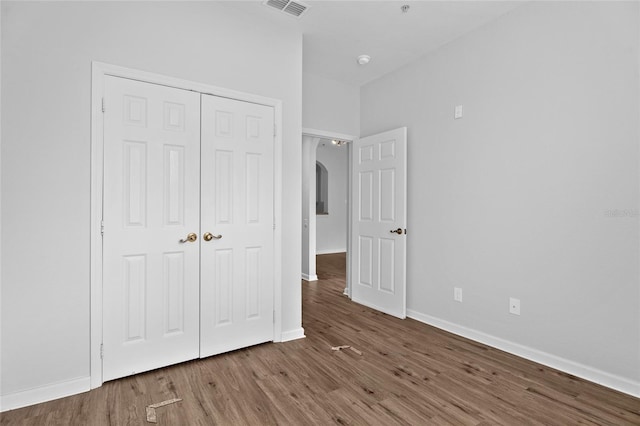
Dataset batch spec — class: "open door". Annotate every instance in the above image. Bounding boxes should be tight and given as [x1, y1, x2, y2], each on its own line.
[350, 127, 407, 319]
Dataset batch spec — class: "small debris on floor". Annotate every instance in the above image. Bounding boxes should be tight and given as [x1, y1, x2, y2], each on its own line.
[145, 398, 182, 423]
[146, 407, 157, 423]
[349, 346, 363, 355]
[331, 345, 362, 355]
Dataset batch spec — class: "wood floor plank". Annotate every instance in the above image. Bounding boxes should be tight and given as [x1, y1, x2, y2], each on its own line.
[2, 252, 639, 425]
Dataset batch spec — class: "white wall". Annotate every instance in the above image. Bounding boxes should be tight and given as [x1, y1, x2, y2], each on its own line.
[316, 141, 348, 254]
[303, 72, 359, 136]
[301, 73, 358, 280]
[1, 1, 302, 405]
[361, 1, 639, 393]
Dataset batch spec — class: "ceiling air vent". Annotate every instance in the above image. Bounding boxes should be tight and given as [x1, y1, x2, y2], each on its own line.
[264, 0, 309, 18]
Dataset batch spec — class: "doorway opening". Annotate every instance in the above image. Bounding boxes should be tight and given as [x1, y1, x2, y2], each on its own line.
[302, 126, 407, 317]
[301, 129, 355, 294]
[315, 139, 348, 282]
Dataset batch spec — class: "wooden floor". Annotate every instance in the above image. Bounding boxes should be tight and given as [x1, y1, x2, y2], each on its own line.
[2, 253, 639, 425]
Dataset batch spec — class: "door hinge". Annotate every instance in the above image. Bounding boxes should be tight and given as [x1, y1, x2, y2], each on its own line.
[273, 218, 276, 230]
[273, 125, 277, 137]
[101, 97, 105, 113]
[100, 343, 104, 359]
[101, 220, 104, 236]
[273, 310, 276, 324]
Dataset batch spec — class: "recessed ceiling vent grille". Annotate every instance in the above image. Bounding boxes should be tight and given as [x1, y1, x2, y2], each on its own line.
[264, 0, 309, 18]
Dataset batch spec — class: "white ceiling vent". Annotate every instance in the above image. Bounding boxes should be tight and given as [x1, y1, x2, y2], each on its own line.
[264, 0, 309, 18]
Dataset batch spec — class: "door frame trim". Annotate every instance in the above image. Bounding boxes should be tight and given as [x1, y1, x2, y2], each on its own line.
[90, 61, 284, 389]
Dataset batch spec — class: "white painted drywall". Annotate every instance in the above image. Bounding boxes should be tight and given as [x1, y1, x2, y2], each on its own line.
[1, 1, 302, 399]
[361, 1, 639, 386]
[301, 72, 357, 279]
[316, 141, 348, 254]
[303, 72, 359, 136]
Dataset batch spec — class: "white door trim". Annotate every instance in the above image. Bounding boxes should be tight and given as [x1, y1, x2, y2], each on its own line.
[90, 61, 284, 389]
[301, 135, 321, 282]
[302, 127, 356, 142]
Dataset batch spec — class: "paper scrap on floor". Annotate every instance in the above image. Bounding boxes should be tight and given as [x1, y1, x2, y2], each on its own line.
[331, 345, 362, 355]
[145, 398, 182, 423]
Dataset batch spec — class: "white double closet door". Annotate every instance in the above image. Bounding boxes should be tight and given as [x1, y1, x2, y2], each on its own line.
[102, 76, 274, 382]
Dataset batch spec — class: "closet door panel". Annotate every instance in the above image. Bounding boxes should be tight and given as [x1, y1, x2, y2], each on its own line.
[102, 76, 201, 381]
[200, 95, 275, 357]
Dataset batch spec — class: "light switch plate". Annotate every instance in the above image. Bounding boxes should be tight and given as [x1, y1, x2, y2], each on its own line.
[454, 287, 462, 302]
[454, 105, 463, 119]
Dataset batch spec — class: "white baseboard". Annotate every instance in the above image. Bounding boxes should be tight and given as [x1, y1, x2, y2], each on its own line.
[407, 310, 640, 398]
[301, 273, 318, 281]
[316, 249, 346, 255]
[279, 327, 306, 342]
[1, 376, 91, 412]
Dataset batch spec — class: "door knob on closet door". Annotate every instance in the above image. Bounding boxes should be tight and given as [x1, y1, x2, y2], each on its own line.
[203, 232, 222, 241]
[390, 228, 404, 235]
[180, 232, 198, 243]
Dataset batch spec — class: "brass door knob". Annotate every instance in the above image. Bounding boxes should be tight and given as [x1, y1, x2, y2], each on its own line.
[203, 232, 222, 241]
[179, 232, 198, 243]
[390, 228, 404, 235]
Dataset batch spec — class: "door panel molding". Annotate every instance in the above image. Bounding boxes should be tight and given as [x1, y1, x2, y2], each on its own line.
[90, 62, 283, 389]
[350, 127, 407, 319]
[200, 94, 275, 358]
[102, 76, 201, 382]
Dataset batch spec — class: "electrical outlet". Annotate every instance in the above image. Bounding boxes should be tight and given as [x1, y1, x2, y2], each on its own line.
[454, 287, 463, 302]
[509, 297, 521, 315]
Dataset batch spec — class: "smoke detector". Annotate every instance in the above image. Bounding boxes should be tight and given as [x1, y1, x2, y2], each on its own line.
[264, 0, 309, 18]
[357, 55, 371, 65]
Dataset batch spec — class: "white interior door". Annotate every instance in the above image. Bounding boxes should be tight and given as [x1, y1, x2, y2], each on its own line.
[102, 76, 201, 381]
[350, 127, 407, 319]
[199, 95, 275, 357]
